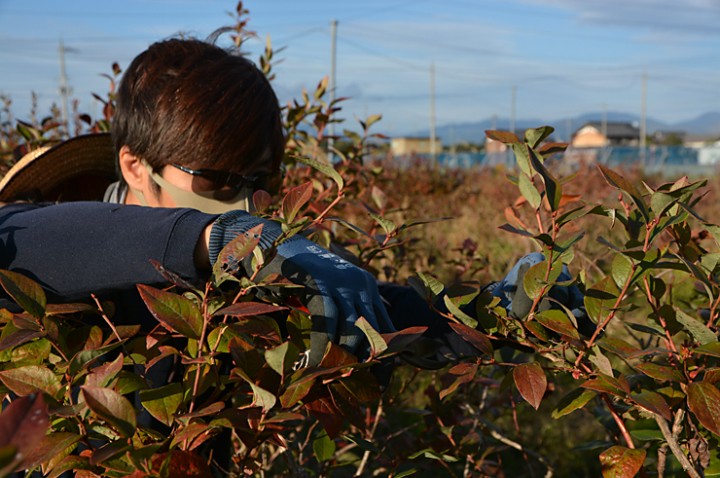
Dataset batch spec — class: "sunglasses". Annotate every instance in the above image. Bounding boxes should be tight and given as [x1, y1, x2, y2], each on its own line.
[170, 163, 268, 192]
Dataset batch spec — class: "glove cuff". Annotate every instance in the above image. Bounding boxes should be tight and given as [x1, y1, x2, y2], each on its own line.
[208, 210, 283, 265]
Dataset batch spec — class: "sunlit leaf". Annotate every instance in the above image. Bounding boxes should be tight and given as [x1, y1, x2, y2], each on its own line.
[139, 383, 184, 427]
[631, 390, 671, 421]
[585, 277, 619, 325]
[137, 284, 203, 339]
[513, 362, 547, 410]
[440, 362, 478, 400]
[552, 388, 596, 419]
[687, 382, 720, 436]
[214, 301, 287, 317]
[448, 322, 493, 356]
[675, 308, 716, 345]
[529, 148, 562, 211]
[313, 431, 336, 462]
[535, 309, 580, 339]
[597, 164, 650, 224]
[634, 363, 684, 383]
[599, 446, 646, 478]
[485, 130, 520, 144]
[518, 173, 541, 210]
[0, 270, 46, 319]
[355, 317, 387, 356]
[282, 181, 314, 223]
[524, 126, 554, 148]
[0, 366, 62, 397]
[296, 155, 344, 191]
[81, 386, 137, 438]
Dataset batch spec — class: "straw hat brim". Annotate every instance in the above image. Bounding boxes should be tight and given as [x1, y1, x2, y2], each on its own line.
[0, 133, 117, 202]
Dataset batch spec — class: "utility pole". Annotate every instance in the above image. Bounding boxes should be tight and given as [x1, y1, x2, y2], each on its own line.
[510, 85, 516, 135]
[58, 39, 72, 137]
[328, 20, 338, 163]
[601, 102, 607, 147]
[430, 61, 437, 160]
[640, 71, 647, 165]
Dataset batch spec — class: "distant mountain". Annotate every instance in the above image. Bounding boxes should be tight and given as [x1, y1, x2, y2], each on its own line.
[409, 111, 720, 145]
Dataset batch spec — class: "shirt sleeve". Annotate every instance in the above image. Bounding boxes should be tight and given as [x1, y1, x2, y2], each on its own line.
[0, 202, 217, 301]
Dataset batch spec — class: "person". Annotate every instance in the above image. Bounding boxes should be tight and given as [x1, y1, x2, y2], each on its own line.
[0, 37, 491, 370]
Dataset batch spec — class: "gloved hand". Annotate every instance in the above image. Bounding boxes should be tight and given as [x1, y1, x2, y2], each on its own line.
[209, 210, 396, 366]
[490, 252, 595, 337]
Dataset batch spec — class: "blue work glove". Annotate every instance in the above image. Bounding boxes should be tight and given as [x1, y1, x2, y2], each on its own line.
[208, 211, 396, 366]
[491, 252, 594, 337]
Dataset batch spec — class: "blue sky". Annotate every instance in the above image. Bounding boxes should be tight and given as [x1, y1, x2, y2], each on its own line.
[1, 0, 720, 137]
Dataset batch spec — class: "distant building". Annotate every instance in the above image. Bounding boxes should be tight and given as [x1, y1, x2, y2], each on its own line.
[390, 136, 442, 156]
[571, 121, 640, 148]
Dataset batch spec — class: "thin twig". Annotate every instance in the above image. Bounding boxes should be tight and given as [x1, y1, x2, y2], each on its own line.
[354, 399, 384, 477]
[654, 412, 702, 478]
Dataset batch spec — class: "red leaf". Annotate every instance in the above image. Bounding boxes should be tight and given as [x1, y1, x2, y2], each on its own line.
[305, 397, 344, 439]
[687, 382, 720, 436]
[513, 363, 547, 410]
[214, 301, 287, 317]
[448, 322, 493, 356]
[440, 362, 478, 400]
[282, 181, 313, 223]
[599, 446, 646, 478]
[137, 284, 203, 339]
[0, 394, 49, 449]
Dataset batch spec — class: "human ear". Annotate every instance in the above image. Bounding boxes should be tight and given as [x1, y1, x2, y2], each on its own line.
[118, 145, 146, 191]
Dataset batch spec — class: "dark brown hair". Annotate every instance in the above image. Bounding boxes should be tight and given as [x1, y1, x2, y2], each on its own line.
[111, 37, 284, 182]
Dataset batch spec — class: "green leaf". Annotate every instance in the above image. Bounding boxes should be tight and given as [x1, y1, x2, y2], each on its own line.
[233, 368, 277, 412]
[414, 272, 445, 297]
[611, 254, 634, 290]
[81, 386, 137, 438]
[0, 365, 62, 397]
[535, 309, 580, 339]
[282, 181, 314, 223]
[524, 125, 554, 148]
[529, 148, 562, 211]
[0, 270, 46, 319]
[296, 155, 344, 190]
[599, 446, 646, 478]
[552, 388, 597, 419]
[265, 342, 299, 377]
[137, 284, 203, 339]
[518, 173, 541, 210]
[585, 277, 619, 325]
[139, 383, 184, 427]
[522, 260, 561, 301]
[688, 382, 720, 436]
[597, 164, 650, 224]
[511, 143, 533, 177]
[355, 317, 387, 356]
[69, 341, 123, 376]
[513, 362, 547, 410]
[695, 342, 720, 359]
[634, 363, 685, 383]
[443, 295, 478, 328]
[369, 212, 397, 236]
[312, 431, 336, 462]
[675, 308, 716, 345]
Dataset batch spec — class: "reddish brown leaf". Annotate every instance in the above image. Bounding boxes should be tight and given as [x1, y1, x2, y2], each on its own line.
[0, 394, 49, 450]
[282, 181, 313, 223]
[18, 432, 81, 472]
[599, 446, 646, 478]
[631, 391, 672, 421]
[513, 363, 547, 410]
[634, 363, 685, 383]
[214, 301, 287, 317]
[687, 382, 720, 436]
[448, 322, 493, 356]
[305, 397, 344, 439]
[485, 130, 521, 144]
[253, 189, 273, 213]
[440, 362, 478, 400]
[0, 269, 46, 319]
[581, 374, 630, 398]
[137, 284, 203, 339]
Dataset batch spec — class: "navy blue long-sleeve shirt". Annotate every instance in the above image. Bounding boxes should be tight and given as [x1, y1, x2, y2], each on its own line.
[0, 201, 453, 339]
